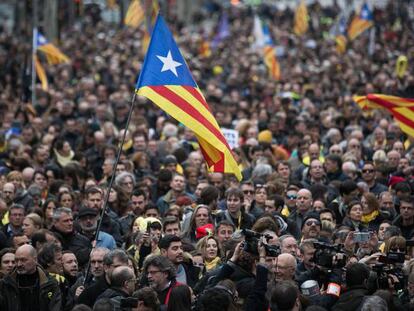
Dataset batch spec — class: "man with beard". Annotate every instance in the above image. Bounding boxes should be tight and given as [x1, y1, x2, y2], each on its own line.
[301, 212, 321, 240]
[76, 208, 116, 250]
[0, 244, 62, 311]
[159, 235, 200, 287]
[142, 255, 180, 309]
[62, 251, 79, 287]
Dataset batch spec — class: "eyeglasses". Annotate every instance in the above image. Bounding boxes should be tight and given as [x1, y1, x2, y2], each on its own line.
[362, 169, 374, 173]
[286, 194, 297, 200]
[305, 220, 320, 226]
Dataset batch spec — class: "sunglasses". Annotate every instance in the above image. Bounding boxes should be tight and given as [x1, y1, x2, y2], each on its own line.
[243, 190, 254, 194]
[286, 194, 297, 200]
[255, 184, 268, 189]
[362, 169, 374, 173]
[305, 220, 321, 226]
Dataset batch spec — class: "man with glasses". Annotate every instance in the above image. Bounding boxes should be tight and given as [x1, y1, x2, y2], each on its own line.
[281, 185, 299, 217]
[361, 162, 387, 196]
[143, 255, 180, 308]
[301, 212, 321, 240]
[240, 182, 255, 211]
[392, 195, 414, 240]
[0, 244, 62, 311]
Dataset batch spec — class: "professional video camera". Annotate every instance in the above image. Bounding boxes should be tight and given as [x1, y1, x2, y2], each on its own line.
[370, 251, 406, 290]
[371, 263, 405, 290]
[312, 241, 347, 269]
[241, 229, 281, 257]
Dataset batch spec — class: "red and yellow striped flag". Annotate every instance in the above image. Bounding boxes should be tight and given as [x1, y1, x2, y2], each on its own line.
[36, 33, 70, 65]
[348, 3, 373, 41]
[34, 55, 48, 90]
[199, 40, 212, 58]
[354, 94, 414, 137]
[264, 45, 281, 81]
[125, 0, 145, 28]
[136, 15, 242, 180]
[294, 1, 309, 36]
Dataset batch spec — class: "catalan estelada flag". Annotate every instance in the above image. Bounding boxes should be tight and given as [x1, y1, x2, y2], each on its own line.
[141, 0, 159, 54]
[34, 55, 48, 90]
[124, 0, 145, 28]
[254, 15, 280, 81]
[294, 0, 308, 36]
[354, 94, 414, 137]
[136, 14, 242, 180]
[347, 3, 373, 41]
[199, 39, 212, 58]
[331, 14, 348, 54]
[36, 32, 70, 65]
[211, 12, 230, 49]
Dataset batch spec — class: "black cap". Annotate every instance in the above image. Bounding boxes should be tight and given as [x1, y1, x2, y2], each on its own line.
[78, 208, 98, 218]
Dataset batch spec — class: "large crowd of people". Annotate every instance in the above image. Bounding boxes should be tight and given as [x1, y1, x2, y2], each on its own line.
[0, 0, 414, 310]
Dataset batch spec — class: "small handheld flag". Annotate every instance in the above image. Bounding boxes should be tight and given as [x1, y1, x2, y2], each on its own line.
[136, 14, 242, 180]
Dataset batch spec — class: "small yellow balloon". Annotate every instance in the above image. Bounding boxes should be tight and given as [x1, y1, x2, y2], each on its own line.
[396, 55, 408, 79]
[213, 65, 223, 75]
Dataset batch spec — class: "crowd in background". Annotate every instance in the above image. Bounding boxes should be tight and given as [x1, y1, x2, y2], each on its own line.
[1, 0, 414, 310]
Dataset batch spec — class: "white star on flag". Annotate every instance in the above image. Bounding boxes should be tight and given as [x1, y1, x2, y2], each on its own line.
[156, 50, 182, 77]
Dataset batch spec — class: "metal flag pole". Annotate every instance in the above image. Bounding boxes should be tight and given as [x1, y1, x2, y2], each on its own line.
[83, 91, 138, 285]
[31, 0, 38, 106]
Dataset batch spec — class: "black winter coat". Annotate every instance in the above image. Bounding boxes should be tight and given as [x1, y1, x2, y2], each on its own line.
[0, 266, 62, 311]
[331, 286, 369, 311]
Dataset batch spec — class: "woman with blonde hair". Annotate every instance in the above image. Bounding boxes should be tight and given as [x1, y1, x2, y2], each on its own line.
[23, 213, 43, 239]
[196, 235, 222, 273]
[361, 192, 387, 232]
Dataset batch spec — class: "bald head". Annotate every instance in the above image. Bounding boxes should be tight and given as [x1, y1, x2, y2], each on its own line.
[111, 266, 135, 294]
[16, 244, 37, 275]
[275, 253, 297, 281]
[296, 189, 313, 214]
